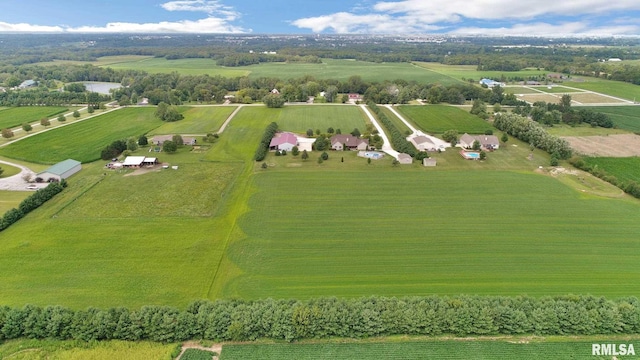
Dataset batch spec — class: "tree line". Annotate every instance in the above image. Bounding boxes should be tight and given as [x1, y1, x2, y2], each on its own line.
[254, 122, 279, 162]
[367, 102, 417, 157]
[1, 295, 640, 343]
[569, 157, 640, 200]
[493, 113, 572, 160]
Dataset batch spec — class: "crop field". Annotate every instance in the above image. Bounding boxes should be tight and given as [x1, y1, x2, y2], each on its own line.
[100, 57, 250, 77]
[395, 105, 492, 134]
[531, 85, 584, 94]
[517, 93, 563, 104]
[0, 339, 175, 360]
[583, 157, 640, 184]
[413, 62, 548, 82]
[263, 105, 369, 134]
[546, 124, 629, 137]
[220, 340, 620, 360]
[502, 86, 542, 94]
[585, 106, 640, 132]
[0, 106, 69, 129]
[222, 169, 640, 299]
[562, 134, 640, 157]
[149, 106, 237, 135]
[0, 107, 163, 164]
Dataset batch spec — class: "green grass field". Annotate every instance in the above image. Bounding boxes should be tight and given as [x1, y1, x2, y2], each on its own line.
[566, 78, 640, 102]
[259, 105, 369, 134]
[0, 191, 30, 214]
[0, 339, 175, 360]
[222, 168, 640, 299]
[395, 105, 493, 134]
[149, 106, 237, 135]
[583, 157, 640, 184]
[101, 57, 250, 77]
[546, 124, 630, 137]
[413, 62, 548, 82]
[0, 106, 69, 129]
[220, 340, 629, 360]
[0, 107, 163, 164]
[584, 106, 640, 132]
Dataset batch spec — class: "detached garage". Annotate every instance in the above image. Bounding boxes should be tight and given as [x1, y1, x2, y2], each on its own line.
[37, 159, 82, 182]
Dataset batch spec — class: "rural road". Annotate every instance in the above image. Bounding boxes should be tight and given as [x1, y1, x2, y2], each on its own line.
[359, 104, 399, 159]
[383, 104, 451, 150]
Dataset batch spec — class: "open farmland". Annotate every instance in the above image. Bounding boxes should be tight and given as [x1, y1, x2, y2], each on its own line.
[100, 57, 250, 77]
[222, 169, 640, 299]
[583, 157, 640, 184]
[149, 106, 237, 135]
[220, 340, 622, 360]
[395, 105, 492, 134]
[0, 107, 163, 164]
[586, 106, 640, 132]
[565, 78, 640, 102]
[264, 105, 369, 134]
[516, 93, 564, 104]
[562, 134, 640, 157]
[569, 92, 629, 104]
[0, 106, 70, 130]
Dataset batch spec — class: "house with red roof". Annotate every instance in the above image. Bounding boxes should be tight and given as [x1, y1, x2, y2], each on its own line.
[269, 132, 298, 151]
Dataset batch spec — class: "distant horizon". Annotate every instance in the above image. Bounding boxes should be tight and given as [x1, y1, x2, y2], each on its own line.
[1, 0, 639, 37]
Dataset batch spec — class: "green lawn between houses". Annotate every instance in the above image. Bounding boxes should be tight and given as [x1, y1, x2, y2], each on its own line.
[0, 105, 640, 310]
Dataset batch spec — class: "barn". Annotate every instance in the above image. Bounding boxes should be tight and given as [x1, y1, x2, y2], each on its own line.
[37, 159, 81, 182]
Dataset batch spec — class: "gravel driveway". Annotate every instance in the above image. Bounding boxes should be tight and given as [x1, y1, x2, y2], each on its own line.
[0, 160, 44, 191]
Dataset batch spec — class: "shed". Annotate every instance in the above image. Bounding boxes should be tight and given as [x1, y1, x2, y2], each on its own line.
[122, 156, 146, 168]
[37, 159, 81, 182]
[423, 158, 437, 167]
[397, 153, 413, 164]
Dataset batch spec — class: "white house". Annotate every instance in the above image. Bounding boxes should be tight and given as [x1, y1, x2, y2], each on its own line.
[37, 159, 81, 182]
[410, 135, 437, 151]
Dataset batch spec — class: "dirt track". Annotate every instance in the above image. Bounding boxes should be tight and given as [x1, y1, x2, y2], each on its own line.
[562, 134, 640, 157]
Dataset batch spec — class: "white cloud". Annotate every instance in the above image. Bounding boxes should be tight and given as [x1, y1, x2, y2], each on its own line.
[451, 22, 640, 37]
[161, 0, 239, 20]
[0, 22, 64, 32]
[293, 0, 640, 35]
[67, 18, 247, 33]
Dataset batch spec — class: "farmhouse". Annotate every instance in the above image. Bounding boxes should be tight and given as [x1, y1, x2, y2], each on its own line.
[347, 93, 363, 103]
[459, 133, 500, 150]
[397, 153, 413, 164]
[479, 78, 504, 88]
[152, 135, 197, 146]
[410, 135, 438, 152]
[269, 132, 298, 151]
[330, 134, 369, 151]
[37, 159, 81, 182]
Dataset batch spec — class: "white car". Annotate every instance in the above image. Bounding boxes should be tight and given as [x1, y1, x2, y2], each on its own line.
[26, 184, 38, 190]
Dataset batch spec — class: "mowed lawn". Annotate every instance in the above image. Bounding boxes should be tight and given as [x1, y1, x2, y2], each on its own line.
[0, 107, 163, 164]
[224, 170, 640, 299]
[220, 340, 614, 360]
[149, 106, 237, 135]
[102, 57, 249, 77]
[396, 105, 493, 134]
[0, 191, 30, 213]
[566, 78, 640, 102]
[583, 157, 640, 184]
[0, 106, 70, 129]
[0, 339, 175, 360]
[266, 105, 369, 134]
[585, 106, 640, 132]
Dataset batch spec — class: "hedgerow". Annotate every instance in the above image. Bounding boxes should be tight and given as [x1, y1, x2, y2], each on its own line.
[0, 181, 66, 232]
[1, 295, 639, 343]
[569, 157, 640, 199]
[367, 102, 416, 157]
[254, 122, 278, 161]
[493, 113, 572, 159]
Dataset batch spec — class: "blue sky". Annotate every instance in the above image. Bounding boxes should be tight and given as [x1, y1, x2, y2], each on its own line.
[1, 0, 639, 36]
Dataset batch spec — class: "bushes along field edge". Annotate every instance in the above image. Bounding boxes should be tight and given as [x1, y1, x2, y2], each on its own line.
[0, 181, 66, 232]
[254, 122, 278, 161]
[367, 102, 416, 157]
[2, 295, 640, 343]
[569, 157, 640, 199]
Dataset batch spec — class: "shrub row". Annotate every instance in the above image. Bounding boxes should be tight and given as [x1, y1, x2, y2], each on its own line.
[0, 181, 66, 232]
[254, 122, 278, 162]
[1, 295, 640, 343]
[569, 157, 640, 199]
[367, 102, 416, 157]
[494, 113, 572, 159]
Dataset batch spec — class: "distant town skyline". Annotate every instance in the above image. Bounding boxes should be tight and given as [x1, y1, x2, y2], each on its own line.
[1, 0, 639, 36]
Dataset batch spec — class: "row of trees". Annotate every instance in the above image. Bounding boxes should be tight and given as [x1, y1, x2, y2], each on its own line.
[367, 102, 417, 157]
[1, 295, 640, 343]
[513, 95, 614, 128]
[254, 122, 279, 161]
[493, 113, 572, 159]
[0, 89, 111, 107]
[0, 182, 66, 232]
